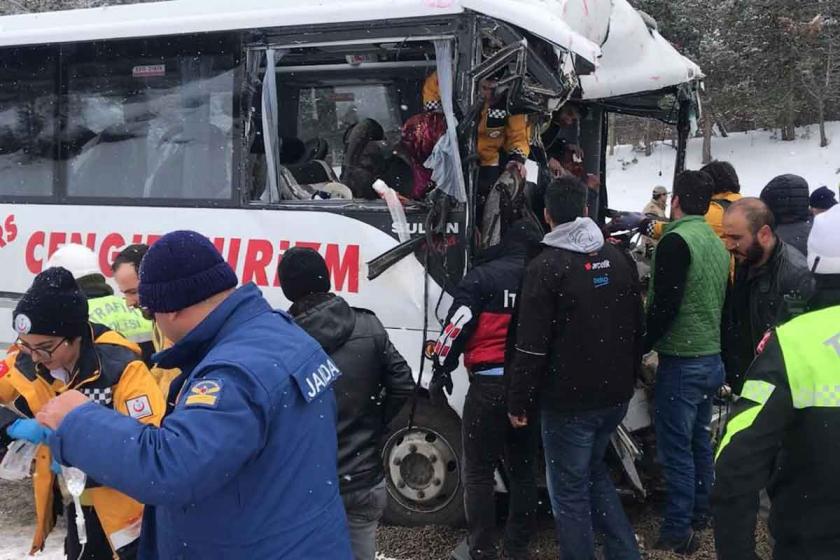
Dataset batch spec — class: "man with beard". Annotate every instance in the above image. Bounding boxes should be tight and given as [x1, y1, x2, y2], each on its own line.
[713, 205, 840, 560]
[721, 198, 814, 394]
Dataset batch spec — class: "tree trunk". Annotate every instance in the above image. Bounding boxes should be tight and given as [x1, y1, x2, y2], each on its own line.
[608, 113, 616, 156]
[644, 120, 652, 157]
[702, 106, 713, 164]
[781, 93, 796, 141]
[818, 99, 829, 147]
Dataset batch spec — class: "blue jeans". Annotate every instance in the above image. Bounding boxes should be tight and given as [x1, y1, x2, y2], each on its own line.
[542, 403, 640, 560]
[654, 354, 725, 541]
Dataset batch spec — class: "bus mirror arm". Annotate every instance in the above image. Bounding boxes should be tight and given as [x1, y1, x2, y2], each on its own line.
[367, 193, 452, 281]
[367, 236, 426, 281]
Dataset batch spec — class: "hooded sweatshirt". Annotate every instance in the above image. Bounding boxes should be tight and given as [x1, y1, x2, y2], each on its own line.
[507, 218, 643, 415]
[291, 293, 414, 494]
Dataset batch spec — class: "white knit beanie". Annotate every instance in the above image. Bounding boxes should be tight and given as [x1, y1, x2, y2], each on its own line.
[808, 205, 840, 275]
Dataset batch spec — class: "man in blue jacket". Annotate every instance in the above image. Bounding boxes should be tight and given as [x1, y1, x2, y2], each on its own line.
[35, 230, 352, 560]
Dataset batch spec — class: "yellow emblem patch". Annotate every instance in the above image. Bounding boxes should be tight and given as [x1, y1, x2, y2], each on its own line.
[184, 379, 223, 408]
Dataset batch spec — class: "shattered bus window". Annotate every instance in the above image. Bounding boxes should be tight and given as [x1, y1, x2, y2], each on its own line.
[296, 85, 403, 168]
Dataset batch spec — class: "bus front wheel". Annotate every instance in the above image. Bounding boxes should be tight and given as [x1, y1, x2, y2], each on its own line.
[381, 399, 465, 527]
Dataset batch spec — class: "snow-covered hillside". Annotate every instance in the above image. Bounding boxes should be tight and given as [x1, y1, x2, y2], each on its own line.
[606, 122, 840, 213]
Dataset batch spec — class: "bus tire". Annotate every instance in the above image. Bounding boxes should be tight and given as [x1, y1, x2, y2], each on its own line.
[381, 398, 465, 527]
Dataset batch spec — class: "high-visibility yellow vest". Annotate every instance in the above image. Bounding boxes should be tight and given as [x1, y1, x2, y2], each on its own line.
[776, 305, 840, 408]
[88, 295, 153, 345]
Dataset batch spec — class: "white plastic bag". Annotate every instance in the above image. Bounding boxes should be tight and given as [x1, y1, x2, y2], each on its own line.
[373, 180, 410, 243]
[0, 440, 37, 481]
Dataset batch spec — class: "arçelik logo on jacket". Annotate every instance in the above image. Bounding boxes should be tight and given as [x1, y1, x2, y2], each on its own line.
[584, 259, 611, 272]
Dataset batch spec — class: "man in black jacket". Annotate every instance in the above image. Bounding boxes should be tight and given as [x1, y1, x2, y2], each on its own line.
[278, 248, 414, 560]
[507, 178, 643, 560]
[760, 174, 812, 256]
[721, 198, 814, 393]
[713, 204, 840, 560]
[430, 220, 542, 560]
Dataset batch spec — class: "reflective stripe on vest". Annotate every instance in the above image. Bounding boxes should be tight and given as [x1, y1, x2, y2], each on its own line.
[88, 295, 153, 344]
[777, 306, 840, 409]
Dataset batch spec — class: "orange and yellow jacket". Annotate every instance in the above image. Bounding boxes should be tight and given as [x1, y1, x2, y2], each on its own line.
[150, 321, 180, 401]
[423, 72, 530, 167]
[0, 324, 164, 555]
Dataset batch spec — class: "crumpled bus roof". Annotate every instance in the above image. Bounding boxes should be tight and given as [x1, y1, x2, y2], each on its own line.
[579, 0, 702, 100]
[0, 0, 610, 64]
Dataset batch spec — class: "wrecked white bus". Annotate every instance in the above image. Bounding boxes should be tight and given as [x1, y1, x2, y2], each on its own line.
[0, 0, 700, 525]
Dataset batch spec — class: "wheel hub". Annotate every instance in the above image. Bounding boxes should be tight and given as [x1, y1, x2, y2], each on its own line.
[385, 427, 459, 512]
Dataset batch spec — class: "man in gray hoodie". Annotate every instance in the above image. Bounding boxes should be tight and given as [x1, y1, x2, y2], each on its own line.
[507, 177, 644, 560]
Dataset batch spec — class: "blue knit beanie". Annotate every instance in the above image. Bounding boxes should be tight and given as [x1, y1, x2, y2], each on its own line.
[139, 231, 238, 313]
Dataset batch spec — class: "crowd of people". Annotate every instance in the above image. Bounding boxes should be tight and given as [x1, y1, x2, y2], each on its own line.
[0, 88, 838, 560]
[428, 162, 838, 560]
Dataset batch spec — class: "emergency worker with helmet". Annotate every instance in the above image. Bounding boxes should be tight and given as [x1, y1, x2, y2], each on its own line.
[1, 267, 164, 559]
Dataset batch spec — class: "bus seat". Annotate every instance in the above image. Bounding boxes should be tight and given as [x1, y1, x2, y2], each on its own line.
[318, 182, 353, 200]
[342, 118, 385, 173]
[304, 137, 329, 162]
[278, 136, 307, 164]
[285, 160, 338, 186]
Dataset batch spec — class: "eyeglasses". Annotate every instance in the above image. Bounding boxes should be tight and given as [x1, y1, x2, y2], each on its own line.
[16, 337, 68, 362]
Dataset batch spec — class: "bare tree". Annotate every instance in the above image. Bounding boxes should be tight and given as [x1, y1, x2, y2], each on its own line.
[788, 12, 840, 147]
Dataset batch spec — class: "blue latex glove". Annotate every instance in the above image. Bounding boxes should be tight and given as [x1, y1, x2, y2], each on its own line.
[6, 418, 51, 445]
[51, 458, 61, 474]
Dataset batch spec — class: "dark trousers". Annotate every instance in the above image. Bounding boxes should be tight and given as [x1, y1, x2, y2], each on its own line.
[655, 354, 725, 541]
[462, 375, 538, 560]
[541, 402, 640, 560]
[341, 480, 388, 560]
[65, 503, 138, 560]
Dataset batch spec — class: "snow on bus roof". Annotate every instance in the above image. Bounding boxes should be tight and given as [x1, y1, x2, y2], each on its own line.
[0, 0, 607, 64]
[580, 0, 702, 100]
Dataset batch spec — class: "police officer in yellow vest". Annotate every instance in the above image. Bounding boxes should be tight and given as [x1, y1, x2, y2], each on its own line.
[1, 267, 164, 559]
[112, 244, 180, 398]
[47, 244, 155, 365]
[713, 204, 840, 559]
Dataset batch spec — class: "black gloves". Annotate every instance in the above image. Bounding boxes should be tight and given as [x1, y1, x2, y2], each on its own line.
[429, 369, 453, 406]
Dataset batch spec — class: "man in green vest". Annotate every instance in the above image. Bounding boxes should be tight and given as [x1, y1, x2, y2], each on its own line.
[713, 204, 840, 559]
[645, 170, 730, 553]
[46, 244, 154, 364]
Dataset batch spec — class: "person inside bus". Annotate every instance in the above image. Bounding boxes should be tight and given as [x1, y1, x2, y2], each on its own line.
[423, 71, 530, 212]
[1, 267, 164, 560]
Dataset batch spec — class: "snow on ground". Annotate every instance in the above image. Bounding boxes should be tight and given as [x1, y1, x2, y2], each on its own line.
[0, 536, 63, 560]
[605, 121, 840, 213]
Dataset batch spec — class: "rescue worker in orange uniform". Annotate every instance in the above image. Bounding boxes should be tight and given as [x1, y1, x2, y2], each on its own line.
[423, 71, 530, 212]
[1, 267, 164, 559]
